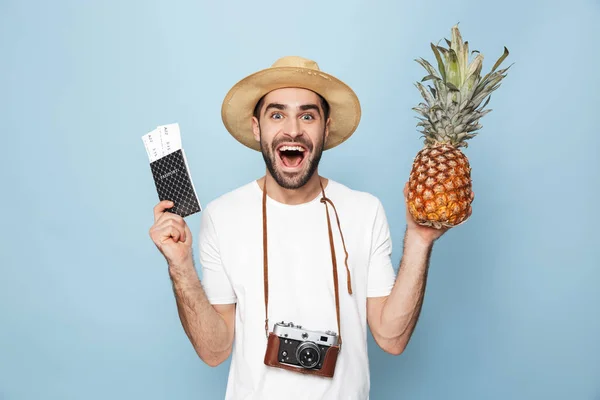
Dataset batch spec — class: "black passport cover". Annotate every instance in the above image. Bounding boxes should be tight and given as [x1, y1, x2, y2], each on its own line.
[149, 149, 201, 218]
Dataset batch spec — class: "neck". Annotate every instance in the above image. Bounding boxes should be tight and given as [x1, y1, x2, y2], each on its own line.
[258, 171, 327, 205]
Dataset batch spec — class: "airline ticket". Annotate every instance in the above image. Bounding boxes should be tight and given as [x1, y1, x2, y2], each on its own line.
[141, 123, 183, 163]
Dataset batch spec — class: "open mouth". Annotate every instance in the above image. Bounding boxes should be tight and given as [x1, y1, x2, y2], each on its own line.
[277, 145, 307, 169]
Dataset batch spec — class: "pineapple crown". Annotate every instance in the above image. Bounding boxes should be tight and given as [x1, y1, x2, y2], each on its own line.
[413, 24, 512, 148]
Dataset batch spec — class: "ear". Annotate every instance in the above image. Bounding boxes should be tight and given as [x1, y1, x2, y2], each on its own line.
[324, 117, 331, 142]
[252, 117, 260, 142]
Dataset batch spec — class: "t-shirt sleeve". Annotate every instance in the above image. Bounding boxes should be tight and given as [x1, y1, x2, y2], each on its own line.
[198, 207, 237, 304]
[367, 199, 397, 297]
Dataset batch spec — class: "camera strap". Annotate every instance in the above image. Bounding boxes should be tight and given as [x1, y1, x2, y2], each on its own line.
[262, 177, 353, 351]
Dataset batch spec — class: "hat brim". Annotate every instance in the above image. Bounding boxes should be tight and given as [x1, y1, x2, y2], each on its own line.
[221, 66, 361, 151]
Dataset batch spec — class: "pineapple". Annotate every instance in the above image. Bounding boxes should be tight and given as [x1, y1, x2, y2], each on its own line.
[407, 24, 511, 229]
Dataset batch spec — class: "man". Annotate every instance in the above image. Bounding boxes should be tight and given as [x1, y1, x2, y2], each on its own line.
[149, 56, 471, 399]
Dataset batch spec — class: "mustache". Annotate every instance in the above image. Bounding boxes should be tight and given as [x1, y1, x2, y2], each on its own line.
[271, 137, 313, 151]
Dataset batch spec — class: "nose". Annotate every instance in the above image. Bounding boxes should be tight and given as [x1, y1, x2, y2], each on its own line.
[283, 117, 302, 139]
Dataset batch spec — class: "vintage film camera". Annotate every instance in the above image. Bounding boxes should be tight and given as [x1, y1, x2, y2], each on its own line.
[263, 321, 340, 377]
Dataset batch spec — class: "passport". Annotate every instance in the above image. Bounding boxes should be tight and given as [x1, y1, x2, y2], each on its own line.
[142, 123, 201, 218]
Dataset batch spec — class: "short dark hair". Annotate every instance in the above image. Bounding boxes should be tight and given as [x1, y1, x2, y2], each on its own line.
[253, 91, 330, 121]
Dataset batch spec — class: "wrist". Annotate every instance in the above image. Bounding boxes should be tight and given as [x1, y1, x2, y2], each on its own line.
[168, 256, 196, 281]
[404, 228, 435, 249]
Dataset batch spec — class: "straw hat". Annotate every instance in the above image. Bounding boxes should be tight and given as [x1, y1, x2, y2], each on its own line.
[221, 56, 361, 151]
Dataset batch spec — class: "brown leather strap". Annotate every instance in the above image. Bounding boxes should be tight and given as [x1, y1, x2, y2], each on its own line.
[262, 177, 352, 351]
[320, 190, 353, 296]
[262, 180, 269, 337]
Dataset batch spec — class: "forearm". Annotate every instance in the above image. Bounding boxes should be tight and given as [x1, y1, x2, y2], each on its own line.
[169, 259, 232, 366]
[379, 229, 433, 350]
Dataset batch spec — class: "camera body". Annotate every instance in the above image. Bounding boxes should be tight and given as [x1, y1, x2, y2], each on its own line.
[264, 321, 340, 377]
[273, 321, 338, 370]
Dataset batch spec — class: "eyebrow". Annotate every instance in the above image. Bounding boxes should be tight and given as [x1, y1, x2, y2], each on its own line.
[263, 102, 322, 117]
[299, 104, 321, 116]
[264, 103, 286, 115]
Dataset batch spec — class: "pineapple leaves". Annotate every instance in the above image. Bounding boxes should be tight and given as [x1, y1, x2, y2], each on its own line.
[415, 58, 441, 80]
[436, 45, 449, 58]
[445, 82, 460, 91]
[446, 90, 454, 109]
[429, 85, 437, 98]
[466, 123, 482, 132]
[491, 46, 510, 76]
[412, 104, 429, 118]
[430, 43, 447, 81]
[446, 49, 461, 87]
[413, 25, 511, 144]
[470, 90, 492, 111]
[450, 25, 467, 83]
[463, 41, 470, 69]
[462, 54, 483, 96]
[421, 74, 441, 83]
[415, 82, 435, 106]
[474, 72, 506, 100]
[466, 54, 484, 83]
[481, 94, 492, 110]
[479, 47, 510, 89]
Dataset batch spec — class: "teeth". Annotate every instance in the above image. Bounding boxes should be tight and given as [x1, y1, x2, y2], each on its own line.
[279, 145, 305, 152]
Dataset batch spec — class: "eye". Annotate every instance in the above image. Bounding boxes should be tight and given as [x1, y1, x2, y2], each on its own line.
[301, 113, 314, 120]
[271, 112, 283, 120]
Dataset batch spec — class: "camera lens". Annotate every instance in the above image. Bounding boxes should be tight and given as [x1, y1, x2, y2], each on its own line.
[296, 342, 320, 369]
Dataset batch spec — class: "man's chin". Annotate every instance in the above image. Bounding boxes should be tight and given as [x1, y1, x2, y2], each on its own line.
[273, 171, 310, 189]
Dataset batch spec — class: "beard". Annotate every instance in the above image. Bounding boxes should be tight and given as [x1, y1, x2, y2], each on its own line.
[259, 128, 325, 190]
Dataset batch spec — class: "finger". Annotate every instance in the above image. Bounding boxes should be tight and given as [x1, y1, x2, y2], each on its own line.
[169, 217, 187, 242]
[182, 221, 193, 245]
[157, 212, 185, 227]
[179, 219, 187, 243]
[156, 224, 183, 243]
[149, 223, 182, 244]
[153, 200, 175, 222]
[165, 226, 182, 243]
[154, 218, 187, 242]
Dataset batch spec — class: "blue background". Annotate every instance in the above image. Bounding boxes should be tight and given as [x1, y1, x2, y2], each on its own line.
[1, 0, 599, 399]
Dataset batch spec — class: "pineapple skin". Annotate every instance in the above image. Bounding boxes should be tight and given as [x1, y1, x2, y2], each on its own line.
[407, 144, 472, 229]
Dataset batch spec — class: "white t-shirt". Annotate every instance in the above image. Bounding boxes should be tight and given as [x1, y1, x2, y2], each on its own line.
[198, 179, 396, 400]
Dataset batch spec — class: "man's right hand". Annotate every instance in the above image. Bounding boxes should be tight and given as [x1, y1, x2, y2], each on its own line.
[149, 200, 235, 367]
[149, 200, 193, 267]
